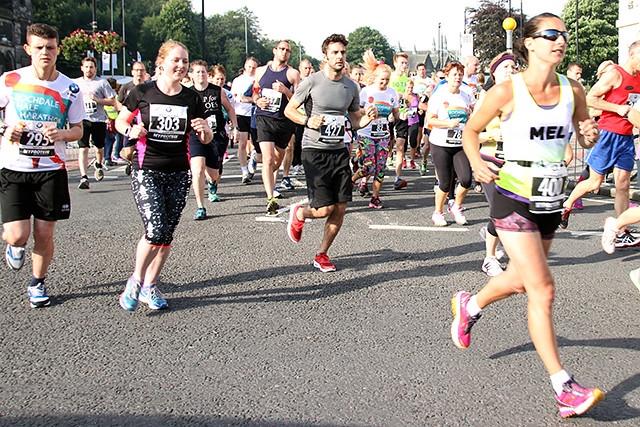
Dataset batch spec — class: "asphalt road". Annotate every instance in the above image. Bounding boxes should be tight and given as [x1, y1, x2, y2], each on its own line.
[1, 154, 640, 427]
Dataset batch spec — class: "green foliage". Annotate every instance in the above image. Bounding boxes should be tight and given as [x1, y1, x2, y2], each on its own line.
[561, 0, 618, 86]
[469, 0, 523, 70]
[346, 27, 395, 67]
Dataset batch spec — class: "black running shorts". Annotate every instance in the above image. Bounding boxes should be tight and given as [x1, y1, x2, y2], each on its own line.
[302, 148, 352, 209]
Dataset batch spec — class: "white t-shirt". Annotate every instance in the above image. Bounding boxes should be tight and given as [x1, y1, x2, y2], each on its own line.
[230, 74, 254, 117]
[427, 87, 474, 147]
[357, 85, 399, 139]
[0, 67, 86, 172]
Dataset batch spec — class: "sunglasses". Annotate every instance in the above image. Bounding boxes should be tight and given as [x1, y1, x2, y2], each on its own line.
[531, 29, 569, 42]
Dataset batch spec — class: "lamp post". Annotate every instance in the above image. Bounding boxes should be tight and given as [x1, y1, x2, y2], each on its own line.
[234, 15, 249, 58]
[201, 0, 205, 61]
[502, 17, 517, 53]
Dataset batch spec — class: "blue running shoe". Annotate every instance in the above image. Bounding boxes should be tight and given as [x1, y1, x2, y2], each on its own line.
[6, 244, 26, 270]
[28, 282, 51, 308]
[280, 177, 294, 190]
[119, 276, 142, 311]
[139, 284, 168, 310]
[247, 150, 257, 178]
[193, 206, 206, 220]
[207, 181, 220, 202]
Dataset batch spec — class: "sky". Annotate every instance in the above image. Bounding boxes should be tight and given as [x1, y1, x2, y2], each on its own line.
[192, 0, 568, 59]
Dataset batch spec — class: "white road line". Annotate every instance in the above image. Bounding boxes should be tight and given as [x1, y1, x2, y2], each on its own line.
[369, 224, 469, 232]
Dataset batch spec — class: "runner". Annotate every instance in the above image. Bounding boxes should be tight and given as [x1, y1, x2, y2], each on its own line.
[284, 33, 377, 272]
[388, 53, 410, 190]
[230, 57, 258, 184]
[454, 13, 603, 418]
[352, 49, 400, 209]
[115, 40, 212, 311]
[427, 61, 475, 226]
[0, 23, 85, 307]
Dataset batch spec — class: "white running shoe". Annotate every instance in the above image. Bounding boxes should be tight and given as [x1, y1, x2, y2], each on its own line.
[601, 216, 619, 254]
[482, 256, 504, 277]
[432, 211, 447, 227]
[449, 203, 467, 225]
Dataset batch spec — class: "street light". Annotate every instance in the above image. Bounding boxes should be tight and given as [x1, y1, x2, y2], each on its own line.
[502, 17, 517, 53]
[233, 15, 249, 58]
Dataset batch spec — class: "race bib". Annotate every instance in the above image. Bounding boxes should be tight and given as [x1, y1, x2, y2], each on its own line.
[147, 104, 188, 143]
[446, 128, 463, 145]
[18, 120, 57, 158]
[370, 118, 389, 138]
[84, 97, 98, 114]
[319, 115, 346, 144]
[529, 162, 567, 213]
[206, 115, 217, 131]
[261, 88, 283, 113]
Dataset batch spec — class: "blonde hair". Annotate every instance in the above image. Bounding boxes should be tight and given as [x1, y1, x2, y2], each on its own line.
[361, 49, 392, 86]
[156, 40, 189, 66]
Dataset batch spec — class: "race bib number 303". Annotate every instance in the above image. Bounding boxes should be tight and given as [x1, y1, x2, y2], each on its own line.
[148, 104, 188, 143]
[19, 120, 57, 158]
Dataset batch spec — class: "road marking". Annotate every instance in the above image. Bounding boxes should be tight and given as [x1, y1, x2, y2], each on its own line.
[369, 224, 469, 232]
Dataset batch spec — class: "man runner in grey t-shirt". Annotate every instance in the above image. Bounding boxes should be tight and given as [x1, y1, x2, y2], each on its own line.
[284, 34, 378, 272]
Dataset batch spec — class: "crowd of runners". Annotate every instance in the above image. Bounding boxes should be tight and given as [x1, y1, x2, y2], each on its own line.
[7, 12, 640, 418]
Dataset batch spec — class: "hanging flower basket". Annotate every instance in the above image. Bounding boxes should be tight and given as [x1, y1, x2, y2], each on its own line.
[61, 29, 126, 60]
[92, 31, 126, 54]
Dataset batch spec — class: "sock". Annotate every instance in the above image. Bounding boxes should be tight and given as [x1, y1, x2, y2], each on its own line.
[81, 175, 88, 179]
[29, 276, 44, 287]
[550, 370, 572, 395]
[466, 295, 482, 317]
[241, 166, 248, 173]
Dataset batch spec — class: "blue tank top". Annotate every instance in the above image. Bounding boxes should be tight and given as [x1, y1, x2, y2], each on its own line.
[256, 65, 293, 119]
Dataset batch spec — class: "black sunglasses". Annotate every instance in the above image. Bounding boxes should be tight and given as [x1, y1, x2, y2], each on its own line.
[531, 29, 569, 42]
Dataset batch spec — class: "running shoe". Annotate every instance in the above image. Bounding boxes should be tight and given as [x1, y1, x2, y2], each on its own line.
[615, 230, 640, 249]
[555, 377, 604, 418]
[119, 276, 141, 311]
[5, 244, 26, 270]
[208, 181, 219, 202]
[449, 203, 467, 225]
[393, 178, 407, 190]
[450, 291, 481, 349]
[28, 282, 51, 308]
[94, 165, 104, 181]
[78, 177, 90, 190]
[479, 226, 506, 260]
[313, 253, 336, 272]
[410, 160, 416, 169]
[601, 217, 619, 254]
[559, 207, 572, 229]
[482, 256, 504, 277]
[573, 198, 584, 210]
[267, 197, 280, 215]
[369, 196, 383, 210]
[431, 211, 447, 227]
[629, 268, 640, 292]
[242, 172, 251, 184]
[402, 159, 407, 169]
[287, 204, 305, 243]
[247, 150, 257, 178]
[139, 284, 168, 310]
[281, 177, 294, 190]
[350, 157, 360, 173]
[273, 187, 282, 199]
[358, 181, 370, 197]
[193, 206, 206, 221]
[474, 183, 483, 194]
[420, 162, 427, 176]
[124, 163, 132, 176]
[104, 160, 117, 167]
[293, 165, 303, 175]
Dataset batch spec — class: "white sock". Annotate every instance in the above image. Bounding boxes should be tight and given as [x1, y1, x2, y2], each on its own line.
[466, 295, 482, 317]
[550, 370, 572, 395]
[241, 166, 248, 173]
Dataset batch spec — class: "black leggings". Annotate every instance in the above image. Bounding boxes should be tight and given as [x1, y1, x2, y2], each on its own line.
[131, 168, 191, 247]
[430, 143, 472, 193]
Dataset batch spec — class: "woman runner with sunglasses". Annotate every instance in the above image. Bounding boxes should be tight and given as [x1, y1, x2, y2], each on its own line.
[452, 13, 603, 418]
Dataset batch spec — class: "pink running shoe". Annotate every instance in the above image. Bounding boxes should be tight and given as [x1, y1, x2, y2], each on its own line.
[287, 204, 305, 243]
[555, 378, 604, 418]
[573, 198, 583, 210]
[450, 291, 481, 349]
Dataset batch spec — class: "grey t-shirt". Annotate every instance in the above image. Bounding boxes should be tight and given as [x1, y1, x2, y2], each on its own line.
[73, 76, 117, 122]
[292, 71, 360, 151]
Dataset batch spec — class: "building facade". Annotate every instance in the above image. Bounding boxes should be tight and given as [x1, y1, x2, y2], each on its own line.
[0, 0, 33, 73]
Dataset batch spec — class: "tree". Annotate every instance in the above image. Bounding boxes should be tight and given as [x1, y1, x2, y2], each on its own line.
[347, 27, 395, 67]
[468, 0, 522, 70]
[561, 0, 618, 87]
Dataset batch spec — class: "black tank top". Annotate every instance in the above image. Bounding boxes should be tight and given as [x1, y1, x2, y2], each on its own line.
[256, 65, 293, 119]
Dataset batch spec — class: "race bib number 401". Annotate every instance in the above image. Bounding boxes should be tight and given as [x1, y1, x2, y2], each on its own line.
[529, 162, 567, 213]
[147, 104, 188, 143]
